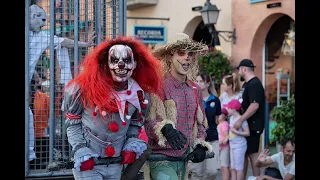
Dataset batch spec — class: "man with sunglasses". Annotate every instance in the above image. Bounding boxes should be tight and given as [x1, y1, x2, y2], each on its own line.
[143, 33, 212, 179]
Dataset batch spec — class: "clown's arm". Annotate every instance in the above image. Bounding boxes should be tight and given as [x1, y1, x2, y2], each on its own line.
[121, 93, 151, 164]
[64, 83, 98, 171]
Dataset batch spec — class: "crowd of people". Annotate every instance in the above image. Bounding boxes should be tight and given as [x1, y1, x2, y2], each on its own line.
[27, 4, 295, 179]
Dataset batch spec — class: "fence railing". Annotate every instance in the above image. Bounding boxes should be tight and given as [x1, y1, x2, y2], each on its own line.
[25, 0, 126, 177]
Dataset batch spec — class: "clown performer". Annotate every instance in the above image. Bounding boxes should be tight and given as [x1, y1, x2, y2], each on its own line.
[27, 4, 95, 162]
[63, 36, 163, 179]
[143, 33, 213, 180]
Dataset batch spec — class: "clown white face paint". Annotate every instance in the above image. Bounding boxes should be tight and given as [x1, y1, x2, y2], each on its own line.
[171, 50, 195, 75]
[29, 5, 47, 33]
[108, 45, 136, 82]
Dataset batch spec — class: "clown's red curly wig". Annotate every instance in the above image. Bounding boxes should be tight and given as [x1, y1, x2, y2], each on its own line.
[67, 36, 163, 112]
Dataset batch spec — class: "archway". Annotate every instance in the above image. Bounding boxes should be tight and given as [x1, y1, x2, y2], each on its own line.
[192, 21, 213, 46]
[251, 13, 294, 152]
[183, 16, 220, 46]
[183, 16, 203, 38]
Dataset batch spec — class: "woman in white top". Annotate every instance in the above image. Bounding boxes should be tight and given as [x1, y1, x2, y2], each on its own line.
[219, 72, 242, 107]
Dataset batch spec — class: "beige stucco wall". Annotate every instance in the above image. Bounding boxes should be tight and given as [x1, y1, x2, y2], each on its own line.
[126, 0, 232, 56]
[231, 0, 295, 80]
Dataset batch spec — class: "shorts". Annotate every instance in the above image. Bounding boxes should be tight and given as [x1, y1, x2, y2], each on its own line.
[219, 147, 230, 167]
[230, 146, 247, 171]
[246, 131, 261, 154]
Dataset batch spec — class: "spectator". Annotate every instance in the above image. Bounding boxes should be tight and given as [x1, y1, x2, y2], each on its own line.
[224, 99, 250, 180]
[217, 108, 231, 180]
[253, 138, 295, 180]
[234, 59, 266, 177]
[220, 73, 242, 107]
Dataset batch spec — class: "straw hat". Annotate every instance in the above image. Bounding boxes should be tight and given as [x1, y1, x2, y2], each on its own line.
[153, 33, 208, 59]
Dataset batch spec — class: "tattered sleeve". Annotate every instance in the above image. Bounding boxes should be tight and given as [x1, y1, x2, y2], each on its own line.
[192, 89, 213, 153]
[64, 83, 98, 170]
[144, 91, 175, 147]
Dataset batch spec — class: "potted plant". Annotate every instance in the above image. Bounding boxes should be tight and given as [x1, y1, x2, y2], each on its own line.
[198, 48, 233, 95]
[270, 95, 295, 151]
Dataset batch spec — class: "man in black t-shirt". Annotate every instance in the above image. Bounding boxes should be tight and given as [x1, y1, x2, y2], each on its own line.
[234, 59, 266, 177]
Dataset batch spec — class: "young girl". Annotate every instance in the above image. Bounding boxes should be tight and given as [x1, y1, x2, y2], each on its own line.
[217, 107, 231, 180]
[223, 99, 250, 180]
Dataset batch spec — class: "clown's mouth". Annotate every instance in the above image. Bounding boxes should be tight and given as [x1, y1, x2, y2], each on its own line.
[114, 69, 128, 77]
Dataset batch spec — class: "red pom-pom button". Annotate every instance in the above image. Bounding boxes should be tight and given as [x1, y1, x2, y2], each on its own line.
[105, 145, 115, 157]
[109, 122, 119, 132]
[127, 90, 131, 95]
[92, 111, 97, 116]
[141, 104, 147, 109]
[138, 111, 143, 116]
[122, 121, 127, 126]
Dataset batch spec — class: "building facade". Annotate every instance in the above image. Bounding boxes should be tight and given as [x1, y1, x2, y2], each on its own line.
[126, 0, 233, 56]
[232, 0, 295, 151]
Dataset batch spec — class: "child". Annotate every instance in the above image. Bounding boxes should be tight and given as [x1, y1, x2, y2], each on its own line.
[223, 99, 250, 180]
[217, 107, 231, 180]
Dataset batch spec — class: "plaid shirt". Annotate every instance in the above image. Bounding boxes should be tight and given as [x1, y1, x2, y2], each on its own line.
[145, 73, 206, 157]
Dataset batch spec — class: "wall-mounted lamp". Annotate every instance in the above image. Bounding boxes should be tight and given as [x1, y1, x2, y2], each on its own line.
[199, 0, 237, 47]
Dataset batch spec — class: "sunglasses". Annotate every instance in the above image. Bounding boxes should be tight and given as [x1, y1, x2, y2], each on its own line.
[176, 50, 195, 57]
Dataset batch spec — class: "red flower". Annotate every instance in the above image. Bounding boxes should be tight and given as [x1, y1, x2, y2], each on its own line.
[127, 90, 131, 95]
[105, 145, 115, 157]
[109, 122, 119, 132]
[92, 111, 97, 116]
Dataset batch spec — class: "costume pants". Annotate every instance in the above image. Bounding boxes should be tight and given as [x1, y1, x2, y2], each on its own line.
[72, 163, 123, 180]
[149, 161, 187, 180]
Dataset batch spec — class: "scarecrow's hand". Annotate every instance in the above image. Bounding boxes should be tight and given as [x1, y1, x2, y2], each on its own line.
[161, 124, 187, 150]
[186, 144, 208, 163]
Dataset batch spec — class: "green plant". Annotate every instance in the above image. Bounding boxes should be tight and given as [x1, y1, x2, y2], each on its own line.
[198, 48, 233, 95]
[270, 95, 295, 143]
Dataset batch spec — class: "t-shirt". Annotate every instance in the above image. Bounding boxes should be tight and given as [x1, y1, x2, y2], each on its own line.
[229, 115, 248, 149]
[217, 121, 229, 150]
[220, 91, 242, 108]
[204, 94, 222, 142]
[268, 152, 295, 179]
[241, 77, 265, 133]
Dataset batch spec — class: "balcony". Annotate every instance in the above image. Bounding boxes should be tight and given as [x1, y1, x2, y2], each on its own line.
[127, 0, 158, 10]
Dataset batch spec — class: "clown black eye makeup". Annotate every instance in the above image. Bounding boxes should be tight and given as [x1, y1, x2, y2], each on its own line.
[111, 56, 119, 63]
[123, 57, 131, 63]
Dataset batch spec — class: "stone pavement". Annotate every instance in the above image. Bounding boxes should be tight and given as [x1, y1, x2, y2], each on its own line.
[188, 161, 254, 180]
